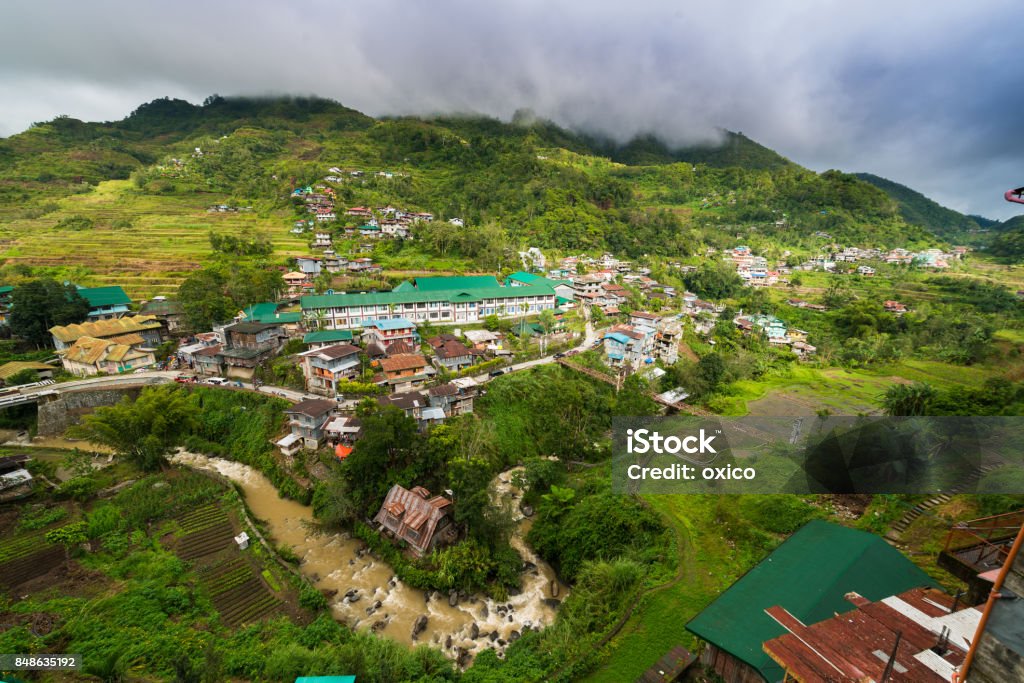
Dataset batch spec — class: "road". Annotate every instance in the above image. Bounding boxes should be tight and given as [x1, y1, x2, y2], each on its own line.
[468, 311, 599, 384]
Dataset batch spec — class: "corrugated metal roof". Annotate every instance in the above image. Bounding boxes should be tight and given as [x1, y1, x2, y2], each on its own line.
[49, 315, 161, 343]
[686, 520, 939, 682]
[301, 282, 555, 309]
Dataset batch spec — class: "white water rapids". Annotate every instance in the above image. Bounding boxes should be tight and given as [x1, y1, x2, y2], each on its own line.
[169, 452, 566, 662]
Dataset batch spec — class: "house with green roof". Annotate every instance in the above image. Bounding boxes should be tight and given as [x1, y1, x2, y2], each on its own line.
[303, 329, 354, 348]
[686, 519, 939, 683]
[301, 280, 556, 331]
[240, 302, 302, 325]
[78, 285, 132, 320]
[505, 271, 575, 300]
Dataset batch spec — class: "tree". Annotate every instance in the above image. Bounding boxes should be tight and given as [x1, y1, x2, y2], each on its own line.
[73, 385, 199, 470]
[4, 368, 42, 386]
[9, 279, 91, 347]
[342, 406, 425, 513]
[682, 262, 742, 300]
[881, 382, 936, 416]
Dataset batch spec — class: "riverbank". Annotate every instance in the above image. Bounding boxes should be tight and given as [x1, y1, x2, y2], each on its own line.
[170, 451, 565, 664]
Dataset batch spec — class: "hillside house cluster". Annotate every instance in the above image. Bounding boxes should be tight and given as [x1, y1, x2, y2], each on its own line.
[724, 246, 781, 287]
[733, 313, 816, 358]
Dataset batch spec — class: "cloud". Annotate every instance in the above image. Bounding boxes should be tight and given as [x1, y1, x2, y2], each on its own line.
[1, 0, 1022, 218]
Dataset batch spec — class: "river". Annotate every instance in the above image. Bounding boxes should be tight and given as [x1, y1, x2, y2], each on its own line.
[169, 452, 566, 662]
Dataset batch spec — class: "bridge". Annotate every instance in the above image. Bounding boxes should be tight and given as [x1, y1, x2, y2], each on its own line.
[0, 372, 181, 409]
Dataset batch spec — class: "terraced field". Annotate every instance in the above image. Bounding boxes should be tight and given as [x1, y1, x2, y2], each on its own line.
[198, 556, 282, 627]
[173, 503, 236, 560]
[0, 529, 64, 591]
[0, 180, 310, 298]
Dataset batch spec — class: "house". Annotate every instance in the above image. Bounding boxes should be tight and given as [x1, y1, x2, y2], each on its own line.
[284, 398, 337, 450]
[687, 520, 940, 683]
[303, 329, 355, 349]
[372, 484, 457, 557]
[192, 345, 224, 376]
[463, 329, 503, 354]
[299, 344, 362, 397]
[60, 336, 156, 376]
[138, 298, 185, 334]
[857, 265, 876, 276]
[0, 361, 55, 385]
[223, 321, 286, 352]
[49, 315, 163, 351]
[654, 321, 683, 365]
[428, 337, 476, 372]
[362, 318, 418, 352]
[629, 311, 662, 328]
[791, 341, 817, 359]
[428, 381, 476, 416]
[283, 272, 309, 296]
[239, 303, 303, 329]
[77, 285, 132, 320]
[323, 415, 362, 445]
[295, 257, 322, 277]
[313, 231, 332, 248]
[762, 587, 981, 682]
[378, 391, 443, 429]
[378, 353, 432, 392]
[603, 325, 655, 369]
[884, 300, 908, 315]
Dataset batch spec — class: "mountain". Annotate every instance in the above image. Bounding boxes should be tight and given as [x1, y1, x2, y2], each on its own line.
[0, 95, 935, 262]
[854, 172, 985, 242]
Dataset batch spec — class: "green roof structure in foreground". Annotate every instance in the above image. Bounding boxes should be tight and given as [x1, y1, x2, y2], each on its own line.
[78, 285, 131, 307]
[685, 519, 939, 682]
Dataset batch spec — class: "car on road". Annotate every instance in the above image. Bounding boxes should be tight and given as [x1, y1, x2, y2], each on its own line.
[205, 377, 229, 386]
[488, 368, 506, 378]
[174, 373, 198, 384]
[553, 352, 566, 359]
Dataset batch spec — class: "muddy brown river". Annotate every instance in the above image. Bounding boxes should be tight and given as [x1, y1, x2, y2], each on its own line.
[169, 452, 566, 661]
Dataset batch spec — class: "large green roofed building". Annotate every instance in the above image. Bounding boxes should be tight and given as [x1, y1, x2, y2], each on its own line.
[301, 280, 557, 331]
[686, 519, 939, 682]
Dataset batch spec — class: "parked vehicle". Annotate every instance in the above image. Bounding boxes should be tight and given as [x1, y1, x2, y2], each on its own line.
[174, 374, 197, 384]
[488, 369, 506, 378]
[205, 377, 229, 386]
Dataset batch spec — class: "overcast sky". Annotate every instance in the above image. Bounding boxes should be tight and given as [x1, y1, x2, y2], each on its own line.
[2, 1, 1022, 219]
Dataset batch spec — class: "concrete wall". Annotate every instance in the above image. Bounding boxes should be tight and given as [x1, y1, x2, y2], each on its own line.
[36, 387, 141, 436]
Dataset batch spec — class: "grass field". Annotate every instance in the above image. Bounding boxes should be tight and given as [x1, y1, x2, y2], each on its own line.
[0, 180, 310, 298]
[711, 359, 1002, 417]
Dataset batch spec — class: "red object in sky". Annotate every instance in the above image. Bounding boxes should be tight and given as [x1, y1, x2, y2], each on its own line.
[1006, 187, 1024, 205]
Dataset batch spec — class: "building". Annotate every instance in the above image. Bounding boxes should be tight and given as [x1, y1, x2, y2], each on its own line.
[603, 325, 655, 369]
[299, 344, 362, 396]
[0, 361, 55, 385]
[303, 329, 355, 349]
[378, 353, 432, 393]
[372, 484, 457, 557]
[77, 285, 132, 320]
[505, 271, 574, 301]
[284, 399, 336, 450]
[428, 336, 476, 372]
[223, 321, 286, 351]
[686, 520, 940, 683]
[49, 315, 163, 351]
[138, 298, 185, 334]
[302, 276, 557, 331]
[762, 587, 981, 682]
[60, 336, 156, 376]
[362, 318, 418, 352]
[427, 381, 476, 416]
[0, 285, 13, 326]
[283, 272, 309, 296]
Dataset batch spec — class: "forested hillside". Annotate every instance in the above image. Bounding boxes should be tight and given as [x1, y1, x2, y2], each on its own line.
[0, 95, 949, 264]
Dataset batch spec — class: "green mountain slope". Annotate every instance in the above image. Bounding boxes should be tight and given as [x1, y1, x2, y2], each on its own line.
[0, 95, 937, 276]
[854, 172, 984, 240]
